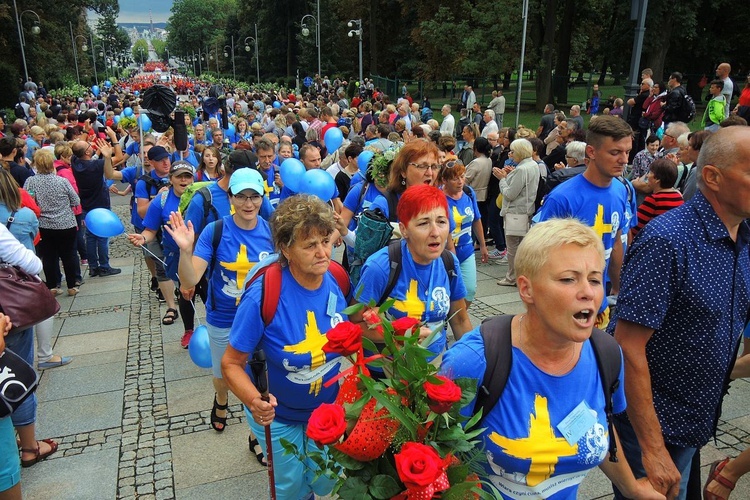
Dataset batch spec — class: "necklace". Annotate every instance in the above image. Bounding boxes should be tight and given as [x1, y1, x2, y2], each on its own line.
[518, 315, 581, 376]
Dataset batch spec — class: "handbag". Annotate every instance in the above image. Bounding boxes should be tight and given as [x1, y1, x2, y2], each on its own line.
[0, 348, 39, 418]
[0, 264, 60, 334]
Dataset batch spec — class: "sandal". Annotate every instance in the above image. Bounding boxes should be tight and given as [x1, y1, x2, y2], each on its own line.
[704, 458, 736, 500]
[210, 393, 228, 432]
[249, 435, 268, 466]
[20, 439, 59, 468]
[162, 308, 179, 325]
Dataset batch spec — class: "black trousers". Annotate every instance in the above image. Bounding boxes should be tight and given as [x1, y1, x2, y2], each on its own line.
[38, 226, 79, 289]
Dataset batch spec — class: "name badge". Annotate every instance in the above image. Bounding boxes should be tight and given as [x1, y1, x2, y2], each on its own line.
[326, 291, 337, 318]
[556, 400, 597, 446]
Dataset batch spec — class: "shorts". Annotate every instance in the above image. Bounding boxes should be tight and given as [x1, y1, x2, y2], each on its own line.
[0, 417, 21, 493]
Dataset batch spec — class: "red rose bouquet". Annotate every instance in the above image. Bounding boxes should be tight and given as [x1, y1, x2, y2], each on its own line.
[281, 302, 492, 499]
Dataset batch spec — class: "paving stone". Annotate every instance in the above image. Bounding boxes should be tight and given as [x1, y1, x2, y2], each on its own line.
[37, 360, 126, 401]
[59, 310, 130, 336]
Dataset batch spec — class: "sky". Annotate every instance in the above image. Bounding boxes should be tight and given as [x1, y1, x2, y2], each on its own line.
[112, 0, 173, 24]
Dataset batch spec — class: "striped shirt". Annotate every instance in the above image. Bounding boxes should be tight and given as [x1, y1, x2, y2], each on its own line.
[631, 190, 684, 238]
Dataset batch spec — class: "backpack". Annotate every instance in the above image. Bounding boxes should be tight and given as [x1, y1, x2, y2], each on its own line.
[14, 103, 25, 119]
[244, 258, 351, 326]
[378, 239, 458, 306]
[680, 94, 697, 123]
[349, 208, 394, 287]
[473, 315, 622, 462]
[139, 174, 168, 199]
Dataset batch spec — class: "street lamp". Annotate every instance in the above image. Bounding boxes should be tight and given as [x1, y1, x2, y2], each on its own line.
[301, 4, 321, 77]
[12, 1, 41, 83]
[70, 23, 88, 85]
[90, 32, 99, 86]
[347, 19, 363, 85]
[243, 26, 260, 83]
[208, 48, 219, 74]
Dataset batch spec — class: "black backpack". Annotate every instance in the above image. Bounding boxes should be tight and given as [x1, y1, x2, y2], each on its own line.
[680, 94, 697, 123]
[14, 103, 25, 119]
[473, 315, 622, 462]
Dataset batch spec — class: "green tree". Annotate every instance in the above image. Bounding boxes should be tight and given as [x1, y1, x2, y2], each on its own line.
[132, 39, 148, 66]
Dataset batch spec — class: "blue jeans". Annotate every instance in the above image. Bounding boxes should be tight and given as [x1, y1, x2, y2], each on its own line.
[613, 414, 696, 500]
[85, 226, 110, 270]
[244, 407, 337, 500]
[5, 328, 36, 427]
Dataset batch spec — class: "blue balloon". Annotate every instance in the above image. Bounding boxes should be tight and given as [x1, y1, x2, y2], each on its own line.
[279, 158, 306, 192]
[273, 101, 281, 109]
[324, 127, 344, 153]
[113, 115, 121, 124]
[123, 107, 134, 117]
[138, 114, 151, 131]
[92, 85, 100, 97]
[104, 80, 111, 88]
[84, 208, 124, 238]
[134, 90, 140, 97]
[188, 325, 212, 368]
[299, 168, 335, 201]
[357, 150, 375, 176]
[223, 123, 236, 137]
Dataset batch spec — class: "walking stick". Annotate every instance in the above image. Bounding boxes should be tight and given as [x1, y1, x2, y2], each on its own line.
[250, 349, 276, 500]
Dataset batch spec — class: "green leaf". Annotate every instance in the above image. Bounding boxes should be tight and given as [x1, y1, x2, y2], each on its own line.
[337, 476, 369, 498]
[442, 481, 478, 500]
[446, 463, 470, 484]
[329, 448, 366, 471]
[279, 438, 298, 456]
[369, 474, 403, 499]
[361, 336, 379, 353]
[378, 298, 396, 314]
[437, 426, 465, 441]
[360, 376, 417, 438]
[342, 302, 365, 315]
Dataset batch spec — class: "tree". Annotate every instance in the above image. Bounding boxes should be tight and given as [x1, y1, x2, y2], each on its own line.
[132, 39, 148, 66]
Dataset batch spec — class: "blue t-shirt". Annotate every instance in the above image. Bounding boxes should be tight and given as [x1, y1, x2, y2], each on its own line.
[356, 239, 466, 357]
[230, 267, 350, 424]
[535, 174, 627, 311]
[446, 188, 480, 263]
[142, 189, 180, 253]
[125, 141, 140, 157]
[120, 166, 144, 230]
[442, 328, 626, 499]
[260, 165, 281, 208]
[134, 171, 169, 202]
[194, 216, 274, 327]
[343, 182, 381, 231]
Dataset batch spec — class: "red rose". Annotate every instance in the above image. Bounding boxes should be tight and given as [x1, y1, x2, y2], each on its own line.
[322, 321, 362, 356]
[391, 317, 420, 336]
[394, 442, 444, 489]
[424, 375, 462, 414]
[306, 403, 347, 446]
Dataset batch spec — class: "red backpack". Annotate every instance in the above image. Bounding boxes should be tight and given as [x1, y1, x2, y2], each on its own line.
[245, 261, 351, 326]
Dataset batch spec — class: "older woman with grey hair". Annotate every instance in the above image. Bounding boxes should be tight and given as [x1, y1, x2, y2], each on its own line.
[493, 138, 540, 287]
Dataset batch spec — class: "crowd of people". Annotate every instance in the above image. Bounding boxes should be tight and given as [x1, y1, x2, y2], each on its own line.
[1, 62, 749, 500]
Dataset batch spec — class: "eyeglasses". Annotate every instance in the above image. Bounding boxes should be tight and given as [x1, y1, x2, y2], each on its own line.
[409, 162, 440, 172]
[233, 193, 263, 204]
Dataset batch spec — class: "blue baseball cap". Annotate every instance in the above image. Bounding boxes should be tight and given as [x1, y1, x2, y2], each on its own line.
[229, 168, 265, 196]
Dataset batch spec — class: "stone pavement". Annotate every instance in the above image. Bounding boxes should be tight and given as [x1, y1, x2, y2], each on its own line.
[17, 192, 750, 499]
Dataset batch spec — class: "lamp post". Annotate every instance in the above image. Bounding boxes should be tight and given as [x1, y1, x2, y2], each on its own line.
[514, 0, 529, 128]
[208, 47, 219, 74]
[70, 24, 88, 85]
[99, 45, 109, 82]
[347, 19, 363, 85]
[301, 7, 321, 77]
[90, 32, 99, 86]
[165, 48, 170, 67]
[224, 43, 236, 81]
[244, 26, 260, 83]
[13, 1, 41, 83]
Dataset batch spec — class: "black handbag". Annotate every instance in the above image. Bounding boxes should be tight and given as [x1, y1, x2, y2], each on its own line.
[0, 348, 39, 417]
[0, 264, 60, 334]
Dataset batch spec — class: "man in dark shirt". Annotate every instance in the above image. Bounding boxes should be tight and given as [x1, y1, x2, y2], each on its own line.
[627, 78, 653, 162]
[535, 104, 556, 140]
[610, 126, 750, 500]
[662, 72, 687, 127]
[71, 128, 124, 277]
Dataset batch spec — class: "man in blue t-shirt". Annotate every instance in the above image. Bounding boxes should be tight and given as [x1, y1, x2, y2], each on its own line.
[535, 116, 629, 316]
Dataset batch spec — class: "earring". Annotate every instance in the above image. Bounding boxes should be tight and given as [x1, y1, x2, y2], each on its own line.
[401, 177, 406, 186]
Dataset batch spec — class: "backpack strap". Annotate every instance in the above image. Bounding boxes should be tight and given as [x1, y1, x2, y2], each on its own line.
[589, 328, 622, 462]
[197, 186, 219, 228]
[385, 190, 399, 223]
[159, 190, 169, 208]
[5, 210, 17, 230]
[379, 240, 403, 305]
[207, 218, 224, 311]
[462, 185, 474, 202]
[474, 315, 514, 421]
[357, 182, 369, 211]
[327, 260, 351, 299]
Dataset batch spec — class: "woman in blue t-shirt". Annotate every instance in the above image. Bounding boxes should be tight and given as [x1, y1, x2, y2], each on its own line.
[195, 146, 223, 182]
[441, 219, 662, 500]
[164, 168, 273, 436]
[350, 184, 473, 358]
[127, 161, 195, 332]
[439, 158, 489, 307]
[222, 195, 351, 500]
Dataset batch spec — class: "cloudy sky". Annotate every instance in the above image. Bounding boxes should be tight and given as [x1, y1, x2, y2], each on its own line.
[114, 0, 173, 24]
